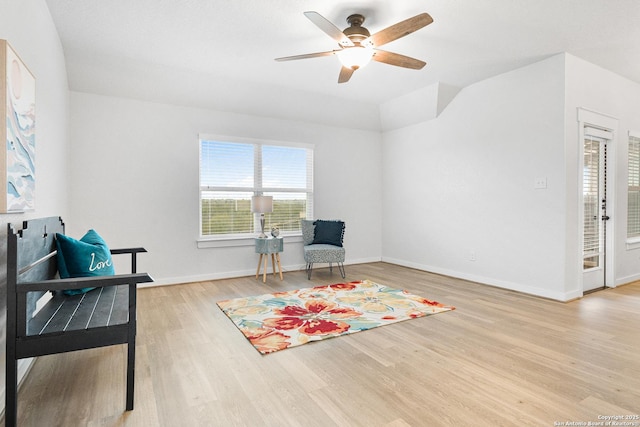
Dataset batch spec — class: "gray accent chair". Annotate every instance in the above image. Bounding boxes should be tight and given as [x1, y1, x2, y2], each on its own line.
[301, 219, 346, 280]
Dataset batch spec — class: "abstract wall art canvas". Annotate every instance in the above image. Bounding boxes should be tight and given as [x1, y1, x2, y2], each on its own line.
[0, 40, 35, 213]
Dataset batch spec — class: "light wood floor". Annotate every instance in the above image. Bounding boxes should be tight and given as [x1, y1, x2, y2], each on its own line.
[7, 262, 640, 426]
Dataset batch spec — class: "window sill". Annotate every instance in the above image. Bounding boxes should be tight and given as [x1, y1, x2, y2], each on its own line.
[626, 237, 640, 250]
[197, 234, 302, 249]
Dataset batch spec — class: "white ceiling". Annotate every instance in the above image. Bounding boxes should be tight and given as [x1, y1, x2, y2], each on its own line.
[45, 0, 640, 117]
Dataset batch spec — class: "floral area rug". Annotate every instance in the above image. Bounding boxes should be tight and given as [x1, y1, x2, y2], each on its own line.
[216, 279, 455, 354]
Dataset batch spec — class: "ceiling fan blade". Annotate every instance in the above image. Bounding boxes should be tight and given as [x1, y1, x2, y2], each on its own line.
[372, 49, 426, 69]
[275, 50, 338, 62]
[366, 13, 433, 47]
[338, 66, 355, 83]
[304, 11, 354, 47]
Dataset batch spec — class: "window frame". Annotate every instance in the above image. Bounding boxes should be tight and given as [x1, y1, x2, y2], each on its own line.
[197, 134, 313, 248]
[627, 131, 640, 246]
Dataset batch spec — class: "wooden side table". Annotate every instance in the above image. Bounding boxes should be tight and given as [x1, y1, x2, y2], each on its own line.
[255, 237, 283, 283]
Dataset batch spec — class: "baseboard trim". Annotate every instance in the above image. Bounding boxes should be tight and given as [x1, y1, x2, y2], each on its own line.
[141, 257, 382, 288]
[615, 273, 640, 287]
[141, 256, 580, 301]
[381, 257, 579, 302]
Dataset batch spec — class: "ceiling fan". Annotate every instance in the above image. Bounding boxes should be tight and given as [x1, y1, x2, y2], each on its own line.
[275, 11, 434, 83]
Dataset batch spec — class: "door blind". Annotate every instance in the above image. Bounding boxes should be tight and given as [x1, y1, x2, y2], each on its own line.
[583, 137, 602, 259]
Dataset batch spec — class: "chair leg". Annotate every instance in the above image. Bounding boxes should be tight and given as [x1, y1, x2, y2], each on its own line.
[306, 262, 313, 280]
[338, 262, 346, 279]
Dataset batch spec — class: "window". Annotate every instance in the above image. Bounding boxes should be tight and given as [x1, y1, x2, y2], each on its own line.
[628, 132, 640, 239]
[199, 135, 313, 240]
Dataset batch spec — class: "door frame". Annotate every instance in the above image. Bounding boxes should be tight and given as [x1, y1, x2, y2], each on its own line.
[577, 108, 618, 294]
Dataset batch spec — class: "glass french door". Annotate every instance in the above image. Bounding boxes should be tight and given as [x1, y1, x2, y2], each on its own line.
[582, 131, 610, 292]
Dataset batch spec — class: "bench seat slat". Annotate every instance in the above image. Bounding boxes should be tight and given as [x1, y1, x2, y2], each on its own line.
[70, 286, 128, 330]
[63, 288, 108, 331]
[42, 292, 98, 333]
[26, 295, 63, 336]
[39, 296, 78, 334]
[105, 285, 130, 327]
[87, 286, 126, 328]
[30, 285, 131, 336]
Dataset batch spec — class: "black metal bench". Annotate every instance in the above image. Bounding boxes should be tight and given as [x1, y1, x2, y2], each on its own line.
[4, 216, 153, 427]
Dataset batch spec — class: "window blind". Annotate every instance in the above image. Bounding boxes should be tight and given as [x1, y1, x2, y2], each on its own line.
[583, 137, 601, 259]
[628, 133, 640, 239]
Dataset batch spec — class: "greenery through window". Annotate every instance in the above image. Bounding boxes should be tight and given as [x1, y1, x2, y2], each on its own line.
[628, 133, 640, 239]
[199, 136, 313, 238]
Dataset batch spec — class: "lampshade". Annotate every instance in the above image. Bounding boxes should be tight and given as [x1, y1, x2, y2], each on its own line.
[337, 45, 374, 70]
[251, 195, 273, 213]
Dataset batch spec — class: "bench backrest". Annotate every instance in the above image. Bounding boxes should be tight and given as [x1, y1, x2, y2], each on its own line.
[7, 216, 65, 319]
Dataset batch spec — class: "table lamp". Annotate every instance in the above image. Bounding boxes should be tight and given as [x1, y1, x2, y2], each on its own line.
[251, 195, 273, 238]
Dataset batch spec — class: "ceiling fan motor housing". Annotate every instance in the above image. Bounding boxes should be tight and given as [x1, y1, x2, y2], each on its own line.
[343, 14, 370, 43]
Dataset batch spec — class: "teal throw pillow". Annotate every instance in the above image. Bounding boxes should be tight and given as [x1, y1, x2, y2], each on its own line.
[312, 220, 345, 247]
[56, 229, 115, 295]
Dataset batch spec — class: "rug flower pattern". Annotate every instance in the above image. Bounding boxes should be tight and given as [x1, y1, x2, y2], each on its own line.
[217, 279, 455, 354]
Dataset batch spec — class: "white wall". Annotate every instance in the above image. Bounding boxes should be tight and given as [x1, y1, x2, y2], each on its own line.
[381, 53, 640, 301]
[0, 0, 70, 412]
[0, 0, 70, 221]
[67, 92, 382, 285]
[381, 55, 570, 300]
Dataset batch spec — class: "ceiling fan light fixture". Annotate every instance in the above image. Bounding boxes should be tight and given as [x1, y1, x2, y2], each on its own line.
[337, 45, 374, 70]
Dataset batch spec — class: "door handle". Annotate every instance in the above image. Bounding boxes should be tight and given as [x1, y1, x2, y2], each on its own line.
[602, 215, 610, 221]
